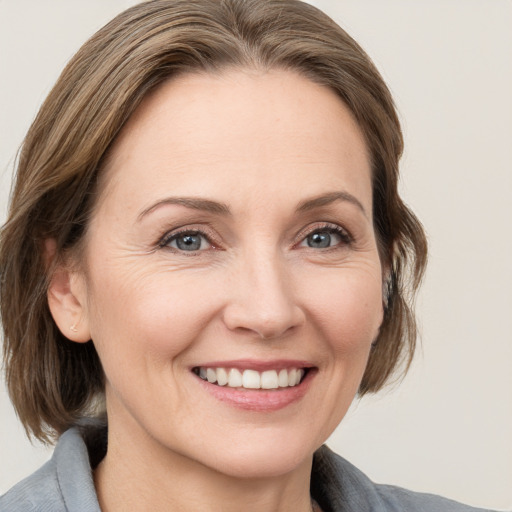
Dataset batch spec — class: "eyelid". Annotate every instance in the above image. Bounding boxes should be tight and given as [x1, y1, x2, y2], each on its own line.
[294, 222, 352, 247]
[156, 221, 352, 252]
[158, 225, 219, 250]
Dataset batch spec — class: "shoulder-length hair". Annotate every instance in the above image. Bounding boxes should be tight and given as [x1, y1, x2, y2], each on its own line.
[0, 0, 427, 443]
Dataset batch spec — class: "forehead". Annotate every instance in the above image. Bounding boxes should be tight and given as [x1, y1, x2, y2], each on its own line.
[97, 68, 372, 217]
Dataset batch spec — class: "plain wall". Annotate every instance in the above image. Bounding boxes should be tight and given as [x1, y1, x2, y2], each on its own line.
[1, 1, 511, 509]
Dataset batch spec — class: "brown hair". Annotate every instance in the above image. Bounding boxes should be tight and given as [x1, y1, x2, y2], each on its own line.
[0, 0, 427, 443]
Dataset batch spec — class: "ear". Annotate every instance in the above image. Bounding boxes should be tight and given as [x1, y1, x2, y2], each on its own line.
[45, 239, 91, 343]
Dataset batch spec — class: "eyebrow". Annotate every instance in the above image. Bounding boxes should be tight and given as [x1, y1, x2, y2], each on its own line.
[138, 197, 231, 221]
[296, 191, 368, 218]
[138, 190, 367, 221]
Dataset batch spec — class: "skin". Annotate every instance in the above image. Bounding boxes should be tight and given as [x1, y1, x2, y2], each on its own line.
[49, 68, 384, 512]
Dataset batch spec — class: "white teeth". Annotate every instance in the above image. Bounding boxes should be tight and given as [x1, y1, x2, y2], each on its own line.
[197, 367, 306, 389]
[261, 370, 279, 389]
[228, 368, 243, 388]
[278, 369, 289, 387]
[242, 370, 260, 389]
[206, 368, 217, 383]
[216, 367, 228, 386]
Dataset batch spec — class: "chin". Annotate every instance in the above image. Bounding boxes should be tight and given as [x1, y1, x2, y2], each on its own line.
[191, 430, 322, 480]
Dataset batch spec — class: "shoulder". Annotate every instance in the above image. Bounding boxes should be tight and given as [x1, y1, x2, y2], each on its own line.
[0, 428, 101, 512]
[0, 457, 64, 512]
[312, 445, 498, 512]
[375, 483, 496, 512]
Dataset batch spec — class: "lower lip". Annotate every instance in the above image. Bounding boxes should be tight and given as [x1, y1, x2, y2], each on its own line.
[194, 370, 315, 412]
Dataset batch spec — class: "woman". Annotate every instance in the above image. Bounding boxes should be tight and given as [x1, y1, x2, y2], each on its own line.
[0, 1, 499, 511]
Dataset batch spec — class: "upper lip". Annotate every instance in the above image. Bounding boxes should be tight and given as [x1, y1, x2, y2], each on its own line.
[191, 359, 315, 371]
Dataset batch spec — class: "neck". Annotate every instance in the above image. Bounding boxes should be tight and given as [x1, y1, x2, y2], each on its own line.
[94, 418, 315, 512]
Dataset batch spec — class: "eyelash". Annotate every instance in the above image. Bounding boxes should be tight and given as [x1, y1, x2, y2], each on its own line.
[158, 226, 217, 251]
[297, 223, 352, 249]
[157, 222, 352, 253]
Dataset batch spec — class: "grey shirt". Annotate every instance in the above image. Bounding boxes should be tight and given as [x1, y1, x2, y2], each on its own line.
[0, 427, 497, 511]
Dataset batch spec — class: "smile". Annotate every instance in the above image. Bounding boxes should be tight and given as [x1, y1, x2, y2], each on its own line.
[193, 367, 307, 390]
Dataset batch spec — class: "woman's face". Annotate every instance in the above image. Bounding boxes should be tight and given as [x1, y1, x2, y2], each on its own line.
[72, 69, 383, 477]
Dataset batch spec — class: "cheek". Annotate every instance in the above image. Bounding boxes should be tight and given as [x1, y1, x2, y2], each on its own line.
[297, 267, 383, 442]
[301, 267, 384, 352]
[85, 261, 223, 365]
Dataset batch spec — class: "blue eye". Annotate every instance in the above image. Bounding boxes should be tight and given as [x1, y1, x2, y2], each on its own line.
[165, 231, 211, 252]
[307, 231, 337, 248]
[300, 227, 348, 249]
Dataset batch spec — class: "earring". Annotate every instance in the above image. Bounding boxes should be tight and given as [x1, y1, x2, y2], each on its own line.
[70, 324, 78, 333]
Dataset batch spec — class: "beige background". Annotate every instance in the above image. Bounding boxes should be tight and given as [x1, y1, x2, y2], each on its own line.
[1, 1, 511, 509]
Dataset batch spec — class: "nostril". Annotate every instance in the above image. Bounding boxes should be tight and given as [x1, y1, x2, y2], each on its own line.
[222, 304, 305, 341]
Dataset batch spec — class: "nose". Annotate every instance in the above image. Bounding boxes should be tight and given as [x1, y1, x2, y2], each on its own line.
[222, 250, 305, 340]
